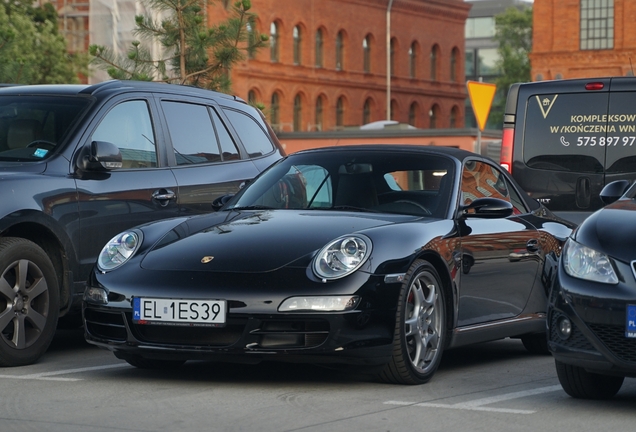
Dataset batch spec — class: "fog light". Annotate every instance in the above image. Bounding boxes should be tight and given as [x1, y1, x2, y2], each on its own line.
[278, 296, 360, 312]
[557, 317, 572, 340]
[84, 287, 108, 305]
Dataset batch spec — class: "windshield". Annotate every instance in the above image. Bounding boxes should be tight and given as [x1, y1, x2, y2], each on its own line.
[0, 95, 90, 161]
[225, 150, 455, 218]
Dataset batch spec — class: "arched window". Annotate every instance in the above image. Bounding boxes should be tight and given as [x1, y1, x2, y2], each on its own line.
[409, 42, 417, 78]
[293, 26, 302, 65]
[315, 29, 324, 68]
[408, 102, 418, 127]
[429, 104, 439, 129]
[336, 96, 344, 127]
[390, 99, 397, 121]
[450, 47, 459, 82]
[246, 22, 256, 59]
[363, 35, 371, 73]
[270, 92, 280, 130]
[450, 105, 459, 128]
[390, 38, 396, 77]
[248, 90, 257, 105]
[270, 22, 279, 62]
[315, 96, 324, 131]
[293, 94, 302, 131]
[363, 98, 372, 124]
[336, 31, 344, 71]
[430, 45, 439, 81]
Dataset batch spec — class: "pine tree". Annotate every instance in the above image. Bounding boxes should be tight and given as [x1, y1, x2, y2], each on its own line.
[89, 0, 267, 92]
[0, 1, 88, 84]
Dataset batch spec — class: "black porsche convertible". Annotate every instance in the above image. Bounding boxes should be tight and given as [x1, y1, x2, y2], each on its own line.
[83, 145, 574, 384]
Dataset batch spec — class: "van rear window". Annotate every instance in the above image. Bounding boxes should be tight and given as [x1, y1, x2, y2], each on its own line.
[522, 92, 606, 173]
[523, 90, 636, 174]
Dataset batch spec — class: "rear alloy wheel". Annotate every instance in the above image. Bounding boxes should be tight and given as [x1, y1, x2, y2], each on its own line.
[380, 260, 446, 384]
[0, 238, 59, 366]
[555, 360, 624, 399]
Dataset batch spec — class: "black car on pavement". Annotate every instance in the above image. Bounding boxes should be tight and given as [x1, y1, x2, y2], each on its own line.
[0, 80, 284, 366]
[84, 145, 574, 384]
[549, 179, 636, 399]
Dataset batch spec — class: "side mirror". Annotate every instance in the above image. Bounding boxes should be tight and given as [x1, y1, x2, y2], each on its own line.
[78, 141, 123, 171]
[212, 194, 234, 211]
[600, 180, 631, 205]
[461, 197, 513, 219]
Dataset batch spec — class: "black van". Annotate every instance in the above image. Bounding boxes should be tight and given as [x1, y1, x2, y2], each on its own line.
[501, 77, 636, 224]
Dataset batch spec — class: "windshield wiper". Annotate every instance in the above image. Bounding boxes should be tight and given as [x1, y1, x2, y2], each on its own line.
[330, 205, 379, 213]
[227, 205, 274, 211]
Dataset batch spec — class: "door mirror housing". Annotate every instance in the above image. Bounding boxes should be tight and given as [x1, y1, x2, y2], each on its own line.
[461, 197, 514, 219]
[600, 180, 631, 205]
[78, 141, 123, 171]
[212, 194, 235, 211]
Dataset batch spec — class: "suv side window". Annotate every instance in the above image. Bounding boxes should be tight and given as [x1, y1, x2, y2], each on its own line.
[222, 108, 275, 158]
[210, 107, 239, 161]
[92, 100, 157, 168]
[162, 101, 221, 165]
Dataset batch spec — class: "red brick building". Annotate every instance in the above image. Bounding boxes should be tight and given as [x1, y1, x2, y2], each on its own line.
[531, 0, 635, 80]
[221, 0, 470, 132]
[51, 0, 470, 132]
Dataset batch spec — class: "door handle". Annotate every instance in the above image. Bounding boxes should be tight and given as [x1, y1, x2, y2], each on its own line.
[526, 239, 539, 252]
[152, 189, 176, 206]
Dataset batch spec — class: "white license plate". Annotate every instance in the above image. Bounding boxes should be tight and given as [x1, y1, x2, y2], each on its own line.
[132, 297, 226, 326]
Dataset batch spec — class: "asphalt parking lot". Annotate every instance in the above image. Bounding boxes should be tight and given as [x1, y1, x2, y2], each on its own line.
[0, 328, 634, 432]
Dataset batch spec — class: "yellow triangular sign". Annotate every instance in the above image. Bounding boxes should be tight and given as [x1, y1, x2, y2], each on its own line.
[467, 81, 496, 131]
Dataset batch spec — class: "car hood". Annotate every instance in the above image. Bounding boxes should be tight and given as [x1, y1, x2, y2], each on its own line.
[0, 162, 46, 175]
[574, 198, 636, 263]
[141, 210, 423, 272]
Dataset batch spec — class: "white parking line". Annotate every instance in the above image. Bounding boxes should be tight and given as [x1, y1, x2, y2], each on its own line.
[0, 363, 130, 382]
[384, 385, 563, 414]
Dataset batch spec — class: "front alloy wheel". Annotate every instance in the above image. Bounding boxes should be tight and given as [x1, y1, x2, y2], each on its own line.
[380, 259, 446, 384]
[0, 238, 59, 366]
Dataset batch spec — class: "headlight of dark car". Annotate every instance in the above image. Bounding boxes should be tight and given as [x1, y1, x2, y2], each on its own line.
[312, 234, 372, 280]
[562, 238, 618, 284]
[97, 230, 143, 272]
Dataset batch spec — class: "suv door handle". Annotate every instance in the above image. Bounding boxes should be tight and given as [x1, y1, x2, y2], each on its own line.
[152, 189, 176, 206]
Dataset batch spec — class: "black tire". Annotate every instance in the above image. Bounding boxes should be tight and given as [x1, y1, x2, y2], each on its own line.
[555, 360, 624, 399]
[121, 354, 186, 370]
[0, 238, 60, 366]
[380, 259, 446, 385]
[521, 332, 550, 355]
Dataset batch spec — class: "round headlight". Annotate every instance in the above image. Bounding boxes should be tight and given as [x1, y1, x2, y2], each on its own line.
[97, 230, 142, 272]
[563, 238, 618, 284]
[312, 234, 372, 280]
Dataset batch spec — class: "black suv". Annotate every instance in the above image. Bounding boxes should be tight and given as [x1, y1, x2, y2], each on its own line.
[0, 80, 284, 366]
[501, 77, 636, 225]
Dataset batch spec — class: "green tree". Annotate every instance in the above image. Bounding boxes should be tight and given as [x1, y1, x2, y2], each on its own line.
[0, 1, 88, 84]
[90, 0, 267, 92]
[490, 6, 533, 127]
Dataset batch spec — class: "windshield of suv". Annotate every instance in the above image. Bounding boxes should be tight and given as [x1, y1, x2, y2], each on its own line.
[0, 95, 90, 161]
